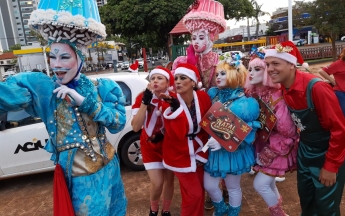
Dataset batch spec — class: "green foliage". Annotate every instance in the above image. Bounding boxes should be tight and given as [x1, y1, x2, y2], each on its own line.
[265, 26, 276, 36]
[219, 0, 254, 20]
[100, 0, 253, 54]
[294, 0, 345, 60]
[9, 44, 21, 51]
[29, 30, 48, 46]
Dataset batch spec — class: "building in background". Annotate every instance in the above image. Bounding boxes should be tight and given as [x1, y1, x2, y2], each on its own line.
[268, 6, 312, 39]
[96, 0, 107, 7]
[0, 0, 39, 50]
[217, 23, 268, 41]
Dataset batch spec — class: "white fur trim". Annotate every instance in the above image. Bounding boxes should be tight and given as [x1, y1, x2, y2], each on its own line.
[168, 86, 174, 91]
[150, 68, 170, 80]
[195, 154, 208, 164]
[302, 62, 309, 68]
[197, 82, 202, 88]
[132, 108, 139, 116]
[163, 106, 183, 119]
[144, 107, 158, 137]
[163, 160, 196, 173]
[144, 162, 165, 170]
[175, 67, 197, 83]
[265, 49, 297, 65]
[129, 68, 138, 73]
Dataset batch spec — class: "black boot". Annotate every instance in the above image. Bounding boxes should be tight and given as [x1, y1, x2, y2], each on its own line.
[161, 211, 171, 216]
[149, 208, 158, 216]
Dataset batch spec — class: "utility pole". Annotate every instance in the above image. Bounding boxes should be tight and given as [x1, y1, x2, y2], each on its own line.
[288, 0, 293, 41]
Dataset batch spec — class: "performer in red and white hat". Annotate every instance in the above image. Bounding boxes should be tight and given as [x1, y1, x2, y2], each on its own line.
[129, 60, 139, 73]
[265, 41, 345, 216]
[131, 66, 176, 216]
[161, 63, 212, 216]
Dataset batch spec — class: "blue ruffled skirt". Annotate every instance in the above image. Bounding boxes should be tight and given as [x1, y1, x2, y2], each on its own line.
[204, 143, 255, 178]
[70, 154, 127, 216]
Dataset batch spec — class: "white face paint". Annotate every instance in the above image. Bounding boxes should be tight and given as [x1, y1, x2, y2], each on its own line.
[248, 65, 264, 85]
[49, 43, 78, 84]
[215, 70, 227, 88]
[191, 29, 208, 53]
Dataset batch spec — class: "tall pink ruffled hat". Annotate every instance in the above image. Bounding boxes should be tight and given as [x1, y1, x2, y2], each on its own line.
[183, 0, 226, 40]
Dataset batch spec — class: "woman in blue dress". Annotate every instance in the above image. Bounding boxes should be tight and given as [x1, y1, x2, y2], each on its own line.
[0, 0, 127, 215]
[203, 53, 261, 216]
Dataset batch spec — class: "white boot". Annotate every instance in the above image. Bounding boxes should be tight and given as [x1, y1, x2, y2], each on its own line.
[275, 177, 285, 182]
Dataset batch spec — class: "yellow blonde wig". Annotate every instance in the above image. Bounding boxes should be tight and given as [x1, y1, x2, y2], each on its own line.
[216, 61, 247, 88]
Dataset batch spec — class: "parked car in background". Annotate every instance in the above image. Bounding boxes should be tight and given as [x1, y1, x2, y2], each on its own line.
[0, 72, 149, 179]
[116, 61, 123, 68]
[136, 58, 144, 68]
[121, 61, 130, 70]
[293, 39, 307, 46]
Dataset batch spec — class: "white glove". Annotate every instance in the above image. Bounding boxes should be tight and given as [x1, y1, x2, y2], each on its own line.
[206, 137, 222, 151]
[53, 84, 85, 106]
[256, 153, 264, 166]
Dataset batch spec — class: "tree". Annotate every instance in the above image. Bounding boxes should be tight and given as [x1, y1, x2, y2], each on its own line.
[295, 0, 345, 61]
[9, 44, 22, 52]
[251, 1, 270, 38]
[100, 0, 254, 57]
[29, 30, 48, 46]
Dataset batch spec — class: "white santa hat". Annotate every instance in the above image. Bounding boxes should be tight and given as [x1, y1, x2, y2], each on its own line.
[174, 63, 202, 89]
[149, 66, 174, 91]
[129, 60, 139, 73]
[265, 40, 309, 69]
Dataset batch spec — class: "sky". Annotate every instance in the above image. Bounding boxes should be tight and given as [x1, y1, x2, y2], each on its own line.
[226, 0, 313, 28]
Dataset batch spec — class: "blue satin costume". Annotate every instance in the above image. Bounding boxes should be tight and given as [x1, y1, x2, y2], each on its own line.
[204, 87, 261, 177]
[0, 72, 127, 215]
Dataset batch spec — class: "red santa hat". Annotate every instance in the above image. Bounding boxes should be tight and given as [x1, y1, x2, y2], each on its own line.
[129, 60, 139, 72]
[149, 66, 175, 91]
[175, 63, 202, 88]
[265, 41, 309, 68]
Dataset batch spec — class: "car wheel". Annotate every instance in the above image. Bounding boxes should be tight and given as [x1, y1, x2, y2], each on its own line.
[120, 133, 145, 171]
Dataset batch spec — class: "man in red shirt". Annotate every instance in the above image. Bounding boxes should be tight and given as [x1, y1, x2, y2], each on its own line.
[265, 41, 345, 216]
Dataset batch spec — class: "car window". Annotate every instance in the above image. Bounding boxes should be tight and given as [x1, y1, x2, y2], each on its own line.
[117, 81, 132, 106]
[6, 109, 42, 128]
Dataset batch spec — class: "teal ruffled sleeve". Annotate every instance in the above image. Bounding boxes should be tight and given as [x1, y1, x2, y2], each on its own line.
[79, 78, 126, 134]
[0, 75, 33, 114]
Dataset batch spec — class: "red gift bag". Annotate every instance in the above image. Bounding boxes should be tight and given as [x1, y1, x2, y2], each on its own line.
[53, 164, 75, 216]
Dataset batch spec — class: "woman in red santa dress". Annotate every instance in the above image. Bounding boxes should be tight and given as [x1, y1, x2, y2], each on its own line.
[131, 66, 176, 216]
[160, 63, 212, 216]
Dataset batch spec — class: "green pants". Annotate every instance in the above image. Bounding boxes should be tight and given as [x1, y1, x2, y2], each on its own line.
[297, 142, 345, 216]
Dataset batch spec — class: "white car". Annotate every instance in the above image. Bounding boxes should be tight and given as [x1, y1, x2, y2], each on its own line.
[136, 58, 144, 68]
[0, 72, 148, 179]
[293, 39, 307, 46]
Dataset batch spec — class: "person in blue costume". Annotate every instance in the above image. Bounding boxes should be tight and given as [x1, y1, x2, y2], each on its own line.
[0, 0, 127, 215]
[203, 53, 261, 216]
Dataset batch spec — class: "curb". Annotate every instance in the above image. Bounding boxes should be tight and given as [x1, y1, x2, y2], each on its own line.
[305, 58, 333, 65]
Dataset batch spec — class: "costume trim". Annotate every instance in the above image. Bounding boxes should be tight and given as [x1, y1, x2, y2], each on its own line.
[163, 106, 183, 119]
[144, 162, 165, 170]
[163, 160, 196, 173]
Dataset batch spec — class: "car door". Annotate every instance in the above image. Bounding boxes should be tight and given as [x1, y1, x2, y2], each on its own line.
[0, 109, 53, 178]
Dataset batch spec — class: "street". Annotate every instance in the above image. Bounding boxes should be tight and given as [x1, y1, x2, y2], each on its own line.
[0, 165, 344, 216]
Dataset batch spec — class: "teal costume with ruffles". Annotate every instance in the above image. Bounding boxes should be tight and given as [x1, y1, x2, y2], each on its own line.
[0, 72, 127, 215]
[204, 87, 261, 177]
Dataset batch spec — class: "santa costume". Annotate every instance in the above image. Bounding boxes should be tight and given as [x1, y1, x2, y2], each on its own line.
[163, 63, 212, 216]
[132, 66, 175, 170]
[245, 46, 298, 215]
[265, 41, 345, 216]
